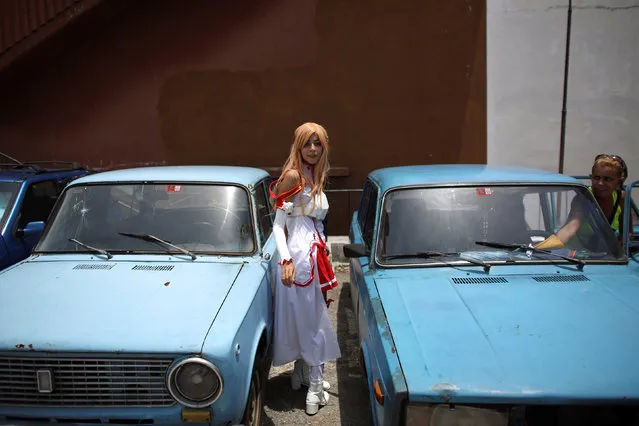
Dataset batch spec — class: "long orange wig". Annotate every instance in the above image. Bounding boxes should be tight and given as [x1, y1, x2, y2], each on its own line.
[277, 122, 331, 198]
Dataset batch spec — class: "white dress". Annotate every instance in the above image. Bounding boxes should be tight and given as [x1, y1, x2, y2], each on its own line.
[272, 170, 341, 367]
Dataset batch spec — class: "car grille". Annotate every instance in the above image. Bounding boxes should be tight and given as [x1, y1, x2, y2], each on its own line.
[0, 356, 175, 407]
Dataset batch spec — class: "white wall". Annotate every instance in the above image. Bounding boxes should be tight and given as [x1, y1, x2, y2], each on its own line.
[488, 0, 639, 184]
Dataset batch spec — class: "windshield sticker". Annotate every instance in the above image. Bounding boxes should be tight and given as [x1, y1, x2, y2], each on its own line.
[476, 187, 493, 196]
[166, 185, 182, 193]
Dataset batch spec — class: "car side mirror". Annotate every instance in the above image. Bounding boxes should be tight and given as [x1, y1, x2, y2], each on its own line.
[343, 243, 368, 258]
[16, 221, 45, 239]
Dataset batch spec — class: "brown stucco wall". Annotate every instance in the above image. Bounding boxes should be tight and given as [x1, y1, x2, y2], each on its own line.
[0, 0, 485, 233]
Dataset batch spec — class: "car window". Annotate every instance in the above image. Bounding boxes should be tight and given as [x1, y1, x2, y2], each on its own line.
[17, 180, 58, 228]
[377, 185, 624, 265]
[360, 181, 378, 248]
[55, 174, 83, 194]
[0, 182, 20, 228]
[36, 183, 256, 254]
[357, 180, 372, 232]
[254, 179, 273, 245]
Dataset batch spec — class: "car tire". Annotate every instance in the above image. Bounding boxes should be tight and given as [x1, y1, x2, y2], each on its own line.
[359, 347, 368, 386]
[241, 357, 266, 426]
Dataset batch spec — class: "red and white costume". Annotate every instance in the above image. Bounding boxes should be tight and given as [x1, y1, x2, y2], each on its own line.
[271, 166, 341, 367]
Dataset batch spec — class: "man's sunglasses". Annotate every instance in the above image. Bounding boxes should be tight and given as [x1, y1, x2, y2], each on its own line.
[595, 153, 628, 181]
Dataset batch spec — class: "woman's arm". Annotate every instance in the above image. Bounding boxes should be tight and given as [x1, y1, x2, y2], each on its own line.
[273, 170, 301, 286]
[535, 197, 585, 249]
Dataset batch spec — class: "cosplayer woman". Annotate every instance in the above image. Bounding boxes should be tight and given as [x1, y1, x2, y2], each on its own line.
[270, 122, 341, 415]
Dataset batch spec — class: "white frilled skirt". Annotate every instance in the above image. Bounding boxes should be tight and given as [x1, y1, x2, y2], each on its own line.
[272, 215, 341, 367]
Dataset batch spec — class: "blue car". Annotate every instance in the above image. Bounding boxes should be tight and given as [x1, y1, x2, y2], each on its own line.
[344, 165, 639, 426]
[0, 166, 277, 425]
[0, 155, 90, 270]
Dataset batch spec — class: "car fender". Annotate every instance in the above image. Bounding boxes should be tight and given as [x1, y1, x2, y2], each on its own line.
[350, 252, 407, 426]
[202, 262, 273, 422]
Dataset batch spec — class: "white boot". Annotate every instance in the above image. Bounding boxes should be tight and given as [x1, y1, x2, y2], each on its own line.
[305, 381, 329, 415]
[291, 360, 330, 391]
[291, 359, 305, 391]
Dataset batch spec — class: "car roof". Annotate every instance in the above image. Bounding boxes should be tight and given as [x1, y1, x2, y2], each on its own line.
[368, 164, 583, 192]
[0, 167, 86, 183]
[71, 165, 271, 186]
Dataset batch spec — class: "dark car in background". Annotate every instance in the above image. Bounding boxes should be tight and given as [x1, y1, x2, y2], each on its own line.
[0, 153, 90, 270]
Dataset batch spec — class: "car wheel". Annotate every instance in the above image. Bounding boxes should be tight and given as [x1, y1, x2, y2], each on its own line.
[359, 348, 368, 386]
[241, 359, 265, 426]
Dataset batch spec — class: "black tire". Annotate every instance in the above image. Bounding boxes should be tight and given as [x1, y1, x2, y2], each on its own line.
[241, 358, 265, 426]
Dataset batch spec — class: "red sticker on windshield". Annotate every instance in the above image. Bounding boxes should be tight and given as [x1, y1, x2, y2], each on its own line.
[476, 187, 493, 196]
[166, 185, 182, 193]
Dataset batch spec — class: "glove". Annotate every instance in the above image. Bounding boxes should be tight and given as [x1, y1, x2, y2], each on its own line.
[534, 234, 564, 250]
[273, 208, 292, 263]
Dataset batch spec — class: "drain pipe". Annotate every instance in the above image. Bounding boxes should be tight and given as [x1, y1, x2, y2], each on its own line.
[558, 0, 573, 174]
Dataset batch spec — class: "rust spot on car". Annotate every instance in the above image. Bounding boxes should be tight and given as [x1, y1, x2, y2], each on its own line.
[164, 281, 170, 286]
[371, 297, 393, 341]
[15, 344, 24, 348]
[431, 383, 459, 403]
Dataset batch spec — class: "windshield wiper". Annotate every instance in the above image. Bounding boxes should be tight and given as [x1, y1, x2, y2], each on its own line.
[118, 232, 197, 260]
[457, 254, 492, 272]
[385, 251, 491, 272]
[69, 238, 113, 259]
[474, 241, 585, 271]
[384, 251, 457, 260]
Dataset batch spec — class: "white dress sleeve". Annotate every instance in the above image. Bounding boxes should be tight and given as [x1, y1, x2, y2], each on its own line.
[273, 203, 292, 263]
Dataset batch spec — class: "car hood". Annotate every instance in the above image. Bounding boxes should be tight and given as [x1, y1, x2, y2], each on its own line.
[0, 259, 243, 353]
[375, 267, 639, 403]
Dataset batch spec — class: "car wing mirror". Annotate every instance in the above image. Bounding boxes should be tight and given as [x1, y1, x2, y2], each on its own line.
[17, 221, 45, 239]
[343, 243, 369, 258]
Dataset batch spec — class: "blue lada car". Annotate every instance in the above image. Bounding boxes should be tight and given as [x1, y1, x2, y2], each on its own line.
[344, 165, 639, 426]
[0, 166, 277, 426]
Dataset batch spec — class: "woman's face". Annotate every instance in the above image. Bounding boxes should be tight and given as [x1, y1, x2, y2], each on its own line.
[300, 134, 323, 165]
[590, 165, 621, 196]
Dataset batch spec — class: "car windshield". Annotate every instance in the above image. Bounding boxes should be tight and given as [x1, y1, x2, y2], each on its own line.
[0, 182, 20, 228]
[376, 185, 625, 266]
[35, 183, 255, 255]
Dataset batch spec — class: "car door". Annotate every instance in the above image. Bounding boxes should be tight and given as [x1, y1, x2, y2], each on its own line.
[350, 181, 408, 426]
[0, 181, 21, 269]
[6, 179, 60, 264]
[253, 177, 277, 326]
[349, 179, 379, 320]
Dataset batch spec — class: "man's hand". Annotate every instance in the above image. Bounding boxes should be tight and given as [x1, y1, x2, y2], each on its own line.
[281, 262, 296, 287]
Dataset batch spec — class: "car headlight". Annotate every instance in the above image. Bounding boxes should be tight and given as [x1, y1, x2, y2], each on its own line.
[167, 357, 223, 408]
[406, 404, 508, 426]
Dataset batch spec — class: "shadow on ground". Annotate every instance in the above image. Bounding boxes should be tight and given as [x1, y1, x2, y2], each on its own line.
[335, 279, 372, 426]
[261, 271, 371, 425]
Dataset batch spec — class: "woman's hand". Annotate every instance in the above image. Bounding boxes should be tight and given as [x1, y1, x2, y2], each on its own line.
[281, 262, 296, 287]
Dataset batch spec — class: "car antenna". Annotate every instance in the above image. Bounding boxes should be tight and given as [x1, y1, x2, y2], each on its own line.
[0, 152, 23, 165]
